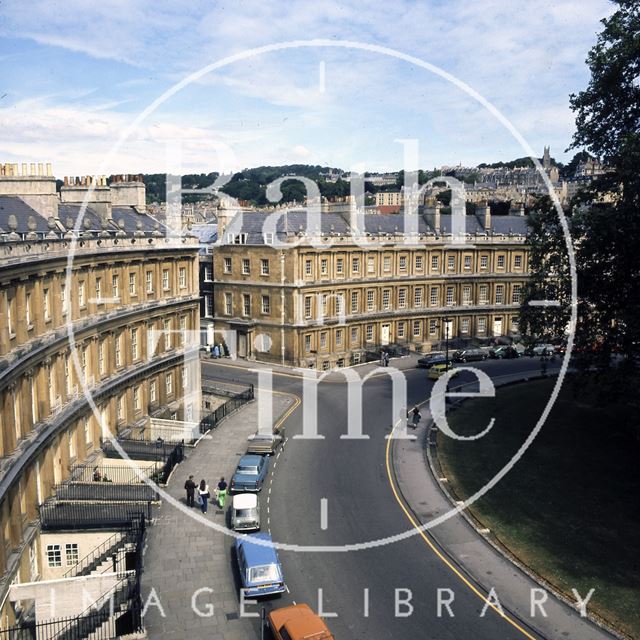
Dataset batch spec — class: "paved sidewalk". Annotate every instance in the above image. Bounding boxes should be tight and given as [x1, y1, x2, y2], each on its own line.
[142, 393, 293, 640]
[393, 383, 616, 640]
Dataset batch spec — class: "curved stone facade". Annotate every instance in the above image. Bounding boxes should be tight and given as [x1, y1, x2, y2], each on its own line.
[0, 169, 200, 627]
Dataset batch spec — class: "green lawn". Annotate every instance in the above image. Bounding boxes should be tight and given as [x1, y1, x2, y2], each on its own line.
[437, 377, 640, 639]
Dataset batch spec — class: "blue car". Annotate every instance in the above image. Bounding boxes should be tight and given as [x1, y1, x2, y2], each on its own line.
[235, 532, 286, 598]
[230, 454, 269, 493]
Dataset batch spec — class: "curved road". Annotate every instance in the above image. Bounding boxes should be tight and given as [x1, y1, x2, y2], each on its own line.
[202, 356, 613, 640]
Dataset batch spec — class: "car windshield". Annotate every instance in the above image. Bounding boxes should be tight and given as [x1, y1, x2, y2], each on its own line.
[238, 465, 259, 474]
[235, 508, 255, 518]
[248, 563, 280, 583]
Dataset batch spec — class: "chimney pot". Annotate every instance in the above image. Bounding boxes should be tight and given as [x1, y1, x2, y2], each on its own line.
[46, 162, 52, 176]
[38, 163, 43, 176]
[22, 163, 27, 176]
[30, 163, 36, 176]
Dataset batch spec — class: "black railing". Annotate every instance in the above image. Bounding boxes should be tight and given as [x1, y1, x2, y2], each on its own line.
[101, 437, 178, 462]
[200, 385, 254, 434]
[69, 462, 158, 484]
[0, 605, 143, 640]
[63, 529, 126, 578]
[39, 499, 152, 531]
[100, 438, 184, 484]
[55, 482, 159, 502]
[159, 441, 184, 484]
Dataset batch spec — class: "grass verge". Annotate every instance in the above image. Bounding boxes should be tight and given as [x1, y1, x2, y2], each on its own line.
[437, 376, 640, 639]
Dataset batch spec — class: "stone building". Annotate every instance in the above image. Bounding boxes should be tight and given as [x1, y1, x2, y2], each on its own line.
[212, 204, 529, 369]
[0, 164, 200, 628]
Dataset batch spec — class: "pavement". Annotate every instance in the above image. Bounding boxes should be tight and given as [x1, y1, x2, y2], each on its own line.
[142, 391, 293, 640]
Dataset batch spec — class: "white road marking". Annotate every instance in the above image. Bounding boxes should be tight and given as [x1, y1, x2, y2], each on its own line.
[320, 498, 329, 530]
[285, 585, 291, 594]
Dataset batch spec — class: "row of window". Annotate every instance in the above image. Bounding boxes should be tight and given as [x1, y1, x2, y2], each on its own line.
[4, 265, 189, 339]
[301, 252, 523, 279]
[303, 316, 517, 352]
[223, 257, 270, 276]
[303, 284, 522, 318]
[223, 292, 270, 316]
[0, 314, 193, 456]
[46, 543, 78, 568]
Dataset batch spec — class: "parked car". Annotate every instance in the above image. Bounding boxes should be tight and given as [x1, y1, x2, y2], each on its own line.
[235, 532, 285, 598]
[246, 431, 283, 455]
[230, 455, 269, 493]
[231, 493, 260, 532]
[527, 343, 555, 357]
[417, 353, 451, 369]
[452, 348, 487, 363]
[427, 363, 460, 380]
[489, 345, 522, 359]
[268, 604, 334, 640]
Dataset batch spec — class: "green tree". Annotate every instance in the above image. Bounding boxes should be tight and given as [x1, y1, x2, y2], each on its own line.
[518, 196, 572, 346]
[568, 0, 640, 369]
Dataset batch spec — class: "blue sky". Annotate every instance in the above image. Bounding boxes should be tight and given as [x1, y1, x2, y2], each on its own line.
[0, 0, 614, 176]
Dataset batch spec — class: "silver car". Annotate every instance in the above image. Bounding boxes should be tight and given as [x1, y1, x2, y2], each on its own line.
[231, 493, 260, 531]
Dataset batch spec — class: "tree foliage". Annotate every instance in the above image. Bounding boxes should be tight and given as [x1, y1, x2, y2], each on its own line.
[519, 196, 572, 345]
[568, 1, 640, 370]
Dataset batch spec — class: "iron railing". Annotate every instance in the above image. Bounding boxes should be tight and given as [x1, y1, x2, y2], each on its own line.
[55, 482, 159, 503]
[69, 462, 158, 484]
[101, 437, 179, 463]
[200, 385, 254, 434]
[39, 499, 152, 531]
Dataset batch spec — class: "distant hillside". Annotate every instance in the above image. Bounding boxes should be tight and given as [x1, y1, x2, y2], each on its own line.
[143, 172, 219, 203]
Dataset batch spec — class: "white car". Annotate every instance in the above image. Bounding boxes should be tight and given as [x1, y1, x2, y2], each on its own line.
[231, 493, 260, 532]
[531, 344, 555, 356]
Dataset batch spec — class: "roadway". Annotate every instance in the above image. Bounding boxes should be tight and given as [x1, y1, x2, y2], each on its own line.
[201, 355, 611, 640]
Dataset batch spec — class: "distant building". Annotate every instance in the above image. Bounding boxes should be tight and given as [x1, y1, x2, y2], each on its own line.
[211, 203, 529, 369]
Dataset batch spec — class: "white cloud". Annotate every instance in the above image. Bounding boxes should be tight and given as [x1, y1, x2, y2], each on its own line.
[0, 0, 616, 170]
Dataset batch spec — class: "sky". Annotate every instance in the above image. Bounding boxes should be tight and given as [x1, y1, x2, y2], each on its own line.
[0, 0, 615, 177]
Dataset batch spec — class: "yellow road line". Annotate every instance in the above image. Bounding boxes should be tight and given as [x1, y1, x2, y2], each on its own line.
[272, 390, 301, 432]
[385, 425, 539, 640]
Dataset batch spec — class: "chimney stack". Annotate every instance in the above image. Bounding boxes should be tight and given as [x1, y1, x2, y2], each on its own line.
[482, 201, 491, 231]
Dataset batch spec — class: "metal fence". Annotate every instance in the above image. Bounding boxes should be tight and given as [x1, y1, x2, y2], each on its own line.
[39, 499, 152, 531]
[69, 462, 158, 484]
[55, 482, 159, 503]
[101, 437, 179, 462]
[200, 385, 254, 434]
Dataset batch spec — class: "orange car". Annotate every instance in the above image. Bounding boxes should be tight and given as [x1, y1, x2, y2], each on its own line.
[268, 604, 334, 640]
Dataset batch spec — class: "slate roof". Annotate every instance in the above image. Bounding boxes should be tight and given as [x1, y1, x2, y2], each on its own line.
[190, 223, 218, 245]
[0, 196, 51, 234]
[224, 208, 529, 244]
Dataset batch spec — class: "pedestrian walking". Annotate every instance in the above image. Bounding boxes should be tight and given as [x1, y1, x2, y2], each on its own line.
[198, 479, 210, 514]
[213, 344, 220, 359]
[380, 350, 385, 366]
[410, 406, 421, 429]
[184, 475, 196, 508]
[384, 352, 390, 367]
[217, 477, 228, 508]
